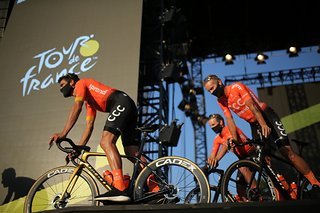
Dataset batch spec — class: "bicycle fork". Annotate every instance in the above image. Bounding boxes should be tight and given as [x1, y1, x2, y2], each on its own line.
[52, 165, 84, 208]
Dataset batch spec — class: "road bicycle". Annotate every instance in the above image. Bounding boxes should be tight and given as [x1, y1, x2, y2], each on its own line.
[24, 124, 211, 213]
[220, 131, 319, 202]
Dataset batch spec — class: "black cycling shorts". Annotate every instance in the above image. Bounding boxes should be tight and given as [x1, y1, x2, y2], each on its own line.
[104, 90, 139, 147]
[250, 106, 290, 148]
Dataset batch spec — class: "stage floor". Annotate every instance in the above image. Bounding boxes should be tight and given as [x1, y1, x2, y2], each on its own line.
[41, 199, 319, 213]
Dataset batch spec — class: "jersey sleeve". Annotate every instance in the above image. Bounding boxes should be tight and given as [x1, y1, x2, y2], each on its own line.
[218, 99, 232, 118]
[85, 103, 96, 121]
[223, 128, 233, 142]
[74, 80, 86, 102]
[211, 138, 220, 157]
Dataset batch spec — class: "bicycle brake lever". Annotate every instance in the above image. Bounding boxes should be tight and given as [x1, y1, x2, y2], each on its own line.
[48, 142, 54, 150]
[65, 155, 70, 165]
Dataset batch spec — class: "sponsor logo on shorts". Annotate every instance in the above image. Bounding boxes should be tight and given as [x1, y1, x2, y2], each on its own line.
[107, 105, 125, 121]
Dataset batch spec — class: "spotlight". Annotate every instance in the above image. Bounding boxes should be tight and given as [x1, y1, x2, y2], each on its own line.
[287, 46, 301, 57]
[254, 53, 269, 65]
[223, 54, 235, 65]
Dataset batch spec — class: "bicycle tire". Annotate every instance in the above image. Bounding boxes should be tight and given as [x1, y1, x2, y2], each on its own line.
[221, 159, 278, 202]
[24, 166, 99, 213]
[184, 185, 219, 203]
[133, 156, 211, 204]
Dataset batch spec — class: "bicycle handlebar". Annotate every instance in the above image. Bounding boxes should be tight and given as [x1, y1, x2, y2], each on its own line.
[203, 163, 224, 176]
[228, 138, 264, 150]
[49, 138, 91, 165]
[55, 138, 91, 153]
[50, 138, 90, 153]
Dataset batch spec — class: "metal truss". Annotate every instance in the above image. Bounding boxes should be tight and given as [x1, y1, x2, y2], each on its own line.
[137, 0, 169, 160]
[189, 59, 208, 167]
[225, 66, 320, 86]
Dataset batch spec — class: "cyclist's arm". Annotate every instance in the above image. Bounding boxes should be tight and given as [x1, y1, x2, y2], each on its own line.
[215, 142, 228, 162]
[226, 116, 238, 143]
[207, 152, 217, 167]
[245, 99, 271, 137]
[79, 111, 96, 146]
[50, 101, 82, 144]
[208, 139, 219, 167]
[61, 101, 83, 136]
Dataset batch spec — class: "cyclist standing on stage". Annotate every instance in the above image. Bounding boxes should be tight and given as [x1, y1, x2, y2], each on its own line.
[49, 73, 144, 202]
[203, 74, 320, 192]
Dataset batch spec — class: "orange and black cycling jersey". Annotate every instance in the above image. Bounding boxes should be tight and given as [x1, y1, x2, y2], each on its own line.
[74, 78, 116, 121]
[211, 126, 254, 158]
[217, 82, 267, 123]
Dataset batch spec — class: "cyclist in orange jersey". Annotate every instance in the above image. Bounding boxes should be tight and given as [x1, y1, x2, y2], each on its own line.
[203, 74, 320, 193]
[49, 73, 144, 202]
[207, 114, 255, 168]
[207, 114, 256, 201]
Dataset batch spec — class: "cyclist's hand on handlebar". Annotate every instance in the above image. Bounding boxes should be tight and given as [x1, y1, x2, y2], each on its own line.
[227, 138, 237, 151]
[207, 155, 218, 168]
[49, 133, 66, 149]
[260, 124, 271, 138]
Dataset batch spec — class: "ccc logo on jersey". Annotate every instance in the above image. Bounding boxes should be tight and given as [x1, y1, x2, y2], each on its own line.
[107, 105, 125, 121]
[229, 98, 246, 110]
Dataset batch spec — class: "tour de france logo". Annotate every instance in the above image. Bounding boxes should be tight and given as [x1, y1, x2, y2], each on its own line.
[20, 34, 100, 97]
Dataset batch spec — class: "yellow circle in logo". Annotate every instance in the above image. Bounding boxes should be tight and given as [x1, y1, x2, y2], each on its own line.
[80, 40, 99, 57]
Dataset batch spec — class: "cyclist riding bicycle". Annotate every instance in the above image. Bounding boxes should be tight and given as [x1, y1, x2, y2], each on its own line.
[49, 73, 158, 202]
[207, 113, 257, 201]
[207, 114, 256, 168]
[203, 74, 320, 194]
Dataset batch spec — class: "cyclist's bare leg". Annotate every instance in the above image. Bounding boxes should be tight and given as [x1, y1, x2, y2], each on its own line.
[100, 130, 126, 191]
[279, 145, 320, 186]
[124, 145, 160, 192]
[239, 167, 258, 189]
[236, 173, 249, 201]
[237, 167, 258, 201]
[124, 145, 148, 171]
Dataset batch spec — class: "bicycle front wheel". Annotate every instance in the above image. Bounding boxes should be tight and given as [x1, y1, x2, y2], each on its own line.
[134, 156, 210, 204]
[221, 160, 278, 202]
[24, 166, 99, 213]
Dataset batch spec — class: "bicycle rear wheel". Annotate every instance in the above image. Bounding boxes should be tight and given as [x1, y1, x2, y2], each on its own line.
[134, 156, 210, 204]
[24, 166, 99, 213]
[221, 160, 278, 202]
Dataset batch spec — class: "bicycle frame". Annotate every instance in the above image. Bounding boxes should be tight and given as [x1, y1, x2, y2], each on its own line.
[57, 150, 149, 204]
[207, 168, 224, 203]
[25, 123, 212, 212]
[245, 138, 306, 201]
